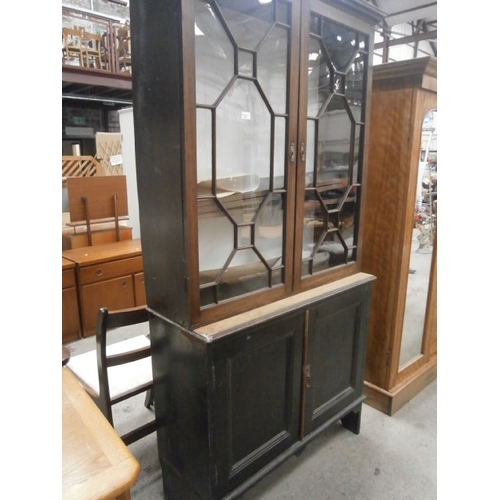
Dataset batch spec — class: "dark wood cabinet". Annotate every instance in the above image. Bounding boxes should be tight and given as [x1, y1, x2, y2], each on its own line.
[129, 0, 382, 498]
[150, 275, 373, 499]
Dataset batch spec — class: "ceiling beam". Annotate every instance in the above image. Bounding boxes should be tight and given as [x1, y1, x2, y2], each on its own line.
[384, 2, 437, 21]
[374, 29, 437, 50]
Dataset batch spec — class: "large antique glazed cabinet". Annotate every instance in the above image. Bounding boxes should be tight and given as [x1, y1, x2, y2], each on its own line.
[129, 0, 384, 498]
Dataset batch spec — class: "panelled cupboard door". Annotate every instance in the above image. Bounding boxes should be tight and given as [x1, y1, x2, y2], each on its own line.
[210, 312, 304, 497]
[302, 282, 370, 436]
[80, 277, 136, 336]
[130, 0, 382, 328]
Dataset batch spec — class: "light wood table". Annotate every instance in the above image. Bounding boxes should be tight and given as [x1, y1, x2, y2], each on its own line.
[62, 368, 140, 500]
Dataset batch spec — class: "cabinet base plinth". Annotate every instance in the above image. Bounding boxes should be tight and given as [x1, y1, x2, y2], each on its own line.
[363, 362, 437, 416]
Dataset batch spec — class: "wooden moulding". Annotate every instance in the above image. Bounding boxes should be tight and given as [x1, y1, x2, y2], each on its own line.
[363, 359, 437, 416]
[372, 56, 437, 93]
[194, 272, 375, 342]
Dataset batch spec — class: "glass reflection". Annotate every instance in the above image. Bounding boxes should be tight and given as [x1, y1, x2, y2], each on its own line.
[399, 110, 437, 368]
[195, 1, 234, 105]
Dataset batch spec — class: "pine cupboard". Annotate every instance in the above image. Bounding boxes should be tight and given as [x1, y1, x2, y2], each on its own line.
[130, 0, 383, 498]
[361, 57, 437, 415]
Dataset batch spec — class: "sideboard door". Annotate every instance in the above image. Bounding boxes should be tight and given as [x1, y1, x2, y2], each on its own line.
[210, 312, 304, 498]
[302, 283, 371, 437]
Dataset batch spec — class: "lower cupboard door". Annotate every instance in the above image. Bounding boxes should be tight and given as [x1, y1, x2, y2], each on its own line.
[80, 276, 136, 336]
[302, 283, 371, 437]
[210, 312, 304, 498]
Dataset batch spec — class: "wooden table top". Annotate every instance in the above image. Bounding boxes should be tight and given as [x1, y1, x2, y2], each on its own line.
[62, 368, 140, 500]
[62, 256, 76, 270]
[62, 239, 142, 266]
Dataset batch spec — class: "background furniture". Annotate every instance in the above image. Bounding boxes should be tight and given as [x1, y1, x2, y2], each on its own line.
[62, 367, 140, 499]
[62, 239, 146, 337]
[62, 257, 80, 342]
[82, 30, 103, 69]
[62, 155, 103, 180]
[114, 23, 132, 73]
[361, 56, 437, 415]
[130, 1, 383, 498]
[62, 27, 84, 66]
[65, 175, 130, 247]
[67, 306, 156, 445]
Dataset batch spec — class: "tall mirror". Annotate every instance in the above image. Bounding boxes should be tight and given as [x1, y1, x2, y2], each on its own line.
[399, 109, 437, 369]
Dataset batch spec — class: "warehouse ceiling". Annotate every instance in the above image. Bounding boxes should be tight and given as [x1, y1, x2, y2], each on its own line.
[372, 0, 437, 27]
[61, 0, 437, 104]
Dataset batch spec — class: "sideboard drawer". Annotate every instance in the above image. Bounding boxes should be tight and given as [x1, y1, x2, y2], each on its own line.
[79, 256, 143, 285]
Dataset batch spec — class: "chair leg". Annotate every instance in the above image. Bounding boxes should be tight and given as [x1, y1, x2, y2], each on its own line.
[144, 389, 154, 409]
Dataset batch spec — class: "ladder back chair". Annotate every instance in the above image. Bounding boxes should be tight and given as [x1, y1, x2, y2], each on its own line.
[82, 30, 103, 70]
[67, 306, 156, 445]
[62, 27, 84, 66]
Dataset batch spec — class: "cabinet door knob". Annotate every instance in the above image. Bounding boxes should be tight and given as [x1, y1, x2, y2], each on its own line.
[121, 281, 127, 288]
[96, 269, 103, 276]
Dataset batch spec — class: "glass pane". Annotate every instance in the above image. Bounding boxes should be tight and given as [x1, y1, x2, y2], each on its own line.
[195, 1, 235, 105]
[238, 50, 253, 76]
[307, 36, 330, 118]
[220, 249, 270, 299]
[322, 21, 358, 72]
[196, 108, 212, 184]
[277, 0, 290, 25]
[345, 54, 365, 106]
[219, 191, 264, 224]
[198, 199, 235, 282]
[255, 193, 284, 267]
[274, 117, 286, 189]
[258, 25, 289, 114]
[216, 79, 271, 186]
[310, 13, 321, 35]
[317, 95, 352, 188]
[305, 119, 316, 187]
[217, 0, 274, 50]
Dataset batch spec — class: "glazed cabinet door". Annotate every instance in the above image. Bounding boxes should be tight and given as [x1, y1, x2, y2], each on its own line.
[302, 282, 371, 436]
[210, 312, 304, 498]
[190, 0, 301, 325]
[293, 0, 373, 289]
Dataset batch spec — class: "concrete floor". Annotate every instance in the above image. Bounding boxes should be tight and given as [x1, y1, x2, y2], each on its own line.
[67, 329, 436, 500]
[120, 379, 437, 500]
